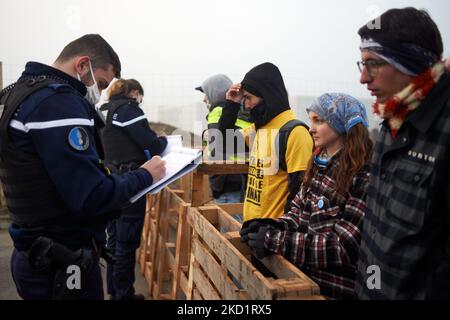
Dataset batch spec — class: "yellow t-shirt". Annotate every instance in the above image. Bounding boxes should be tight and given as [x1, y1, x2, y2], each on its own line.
[242, 110, 313, 222]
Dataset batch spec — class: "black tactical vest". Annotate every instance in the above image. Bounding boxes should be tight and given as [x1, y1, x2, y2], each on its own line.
[0, 76, 76, 226]
[0, 76, 106, 227]
[102, 99, 147, 171]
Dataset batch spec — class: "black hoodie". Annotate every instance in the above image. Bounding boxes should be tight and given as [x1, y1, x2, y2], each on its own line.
[218, 62, 291, 133]
[241, 62, 290, 129]
[220, 63, 306, 215]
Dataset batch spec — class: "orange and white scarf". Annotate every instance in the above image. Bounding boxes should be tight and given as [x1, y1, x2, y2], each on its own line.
[374, 61, 445, 138]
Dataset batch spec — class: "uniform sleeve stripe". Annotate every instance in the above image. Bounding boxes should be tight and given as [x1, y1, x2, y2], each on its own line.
[10, 118, 94, 132]
[112, 115, 147, 127]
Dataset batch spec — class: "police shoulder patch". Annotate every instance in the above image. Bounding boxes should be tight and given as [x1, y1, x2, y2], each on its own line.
[68, 127, 90, 151]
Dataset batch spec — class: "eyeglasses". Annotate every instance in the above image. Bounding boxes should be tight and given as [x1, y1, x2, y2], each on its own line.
[357, 59, 388, 78]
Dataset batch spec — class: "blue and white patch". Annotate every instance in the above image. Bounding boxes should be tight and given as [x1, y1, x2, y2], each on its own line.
[68, 127, 90, 151]
[317, 198, 324, 209]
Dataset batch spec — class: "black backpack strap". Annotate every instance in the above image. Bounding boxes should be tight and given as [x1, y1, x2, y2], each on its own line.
[278, 119, 310, 172]
[0, 76, 62, 156]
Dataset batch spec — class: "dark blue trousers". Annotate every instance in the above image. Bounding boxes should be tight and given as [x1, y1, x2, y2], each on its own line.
[106, 197, 146, 299]
[10, 248, 103, 300]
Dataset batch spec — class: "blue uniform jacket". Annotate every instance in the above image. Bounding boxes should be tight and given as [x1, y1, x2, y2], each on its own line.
[105, 94, 167, 157]
[7, 62, 153, 250]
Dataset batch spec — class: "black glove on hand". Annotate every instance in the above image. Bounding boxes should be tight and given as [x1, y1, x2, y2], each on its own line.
[240, 220, 263, 243]
[240, 218, 285, 243]
[248, 225, 272, 259]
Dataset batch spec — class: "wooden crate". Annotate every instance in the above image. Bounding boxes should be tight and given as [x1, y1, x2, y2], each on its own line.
[138, 187, 192, 300]
[138, 172, 194, 275]
[167, 172, 194, 203]
[191, 162, 248, 207]
[137, 161, 324, 300]
[137, 193, 247, 299]
[186, 206, 324, 300]
[137, 161, 237, 272]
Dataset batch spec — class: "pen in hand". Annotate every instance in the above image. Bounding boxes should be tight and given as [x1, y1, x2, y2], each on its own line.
[144, 149, 152, 160]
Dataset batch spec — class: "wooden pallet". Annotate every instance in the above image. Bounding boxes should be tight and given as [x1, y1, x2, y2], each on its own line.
[137, 161, 324, 300]
[138, 187, 192, 300]
[186, 206, 324, 300]
[138, 193, 155, 275]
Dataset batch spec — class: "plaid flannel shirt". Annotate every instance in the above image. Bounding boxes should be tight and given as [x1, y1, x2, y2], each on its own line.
[355, 73, 450, 300]
[265, 154, 370, 300]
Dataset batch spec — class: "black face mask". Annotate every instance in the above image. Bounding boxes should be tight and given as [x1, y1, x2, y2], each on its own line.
[238, 100, 252, 122]
[249, 102, 269, 129]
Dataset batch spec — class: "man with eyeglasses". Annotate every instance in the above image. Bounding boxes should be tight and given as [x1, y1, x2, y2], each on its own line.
[354, 7, 450, 300]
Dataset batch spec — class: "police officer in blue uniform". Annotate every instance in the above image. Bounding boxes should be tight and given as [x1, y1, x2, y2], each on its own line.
[0, 34, 166, 300]
[100, 78, 167, 300]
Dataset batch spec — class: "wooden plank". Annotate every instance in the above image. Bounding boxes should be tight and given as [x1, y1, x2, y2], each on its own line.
[166, 243, 175, 270]
[180, 173, 192, 202]
[192, 288, 203, 300]
[186, 253, 196, 300]
[154, 190, 171, 299]
[270, 279, 318, 299]
[171, 204, 191, 300]
[191, 171, 205, 207]
[146, 193, 162, 296]
[179, 270, 189, 300]
[197, 162, 249, 175]
[191, 171, 212, 207]
[192, 237, 250, 300]
[224, 232, 252, 257]
[139, 249, 149, 275]
[303, 295, 327, 300]
[188, 207, 276, 300]
[224, 232, 321, 297]
[138, 200, 153, 273]
[191, 260, 221, 300]
[166, 188, 193, 299]
[168, 187, 189, 207]
[260, 255, 320, 287]
[217, 208, 242, 232]
[189, 207, 321, 299]
[171, 189, 184, 196]
[202, 174, 212, 203]
[196, 207, 218, 225]
[144, 262, 153, 293]
[217, 203, 244, 216]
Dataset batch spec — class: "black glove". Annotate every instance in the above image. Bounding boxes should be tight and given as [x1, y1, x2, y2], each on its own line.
[248, 225, 273, 259]
[240, 220, 264, 243]
[240, 218, 285, 243]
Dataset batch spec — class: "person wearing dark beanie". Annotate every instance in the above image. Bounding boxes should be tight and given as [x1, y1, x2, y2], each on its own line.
[219, 62, 313, 231]
[355, 7, 450, 300]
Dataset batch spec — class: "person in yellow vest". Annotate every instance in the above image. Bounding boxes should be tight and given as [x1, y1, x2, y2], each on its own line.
[195, 75, 252, 220]
[222, 63, 313, 225]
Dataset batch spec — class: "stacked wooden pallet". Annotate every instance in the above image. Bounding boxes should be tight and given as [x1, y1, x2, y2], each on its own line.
[186, 206, 323, 300]
[137, 162, 325, 300]
[138, 187, 191, 299]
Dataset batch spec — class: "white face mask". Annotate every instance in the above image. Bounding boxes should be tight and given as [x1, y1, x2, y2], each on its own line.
[77, 60, 101, 105]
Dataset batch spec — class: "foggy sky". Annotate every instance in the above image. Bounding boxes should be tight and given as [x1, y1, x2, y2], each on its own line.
[1, 0, 449, 131]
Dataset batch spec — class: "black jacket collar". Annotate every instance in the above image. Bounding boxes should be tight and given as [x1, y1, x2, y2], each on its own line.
[20, 61, 87, 96]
